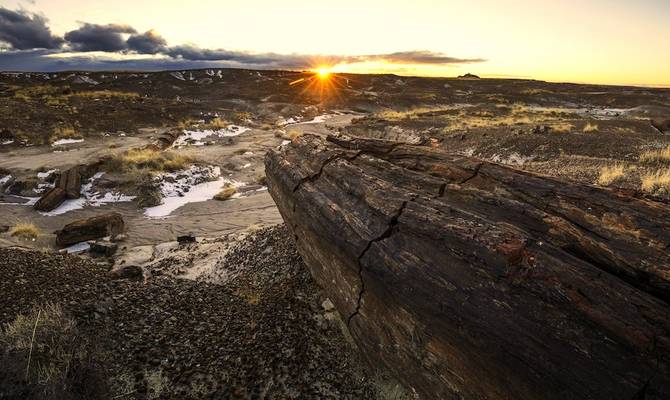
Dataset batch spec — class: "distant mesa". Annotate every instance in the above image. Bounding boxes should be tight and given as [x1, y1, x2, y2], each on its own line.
[458, 73, 481, 79]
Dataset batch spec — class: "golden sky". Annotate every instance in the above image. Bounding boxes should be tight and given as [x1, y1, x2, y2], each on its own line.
[4, 0, 670, 86]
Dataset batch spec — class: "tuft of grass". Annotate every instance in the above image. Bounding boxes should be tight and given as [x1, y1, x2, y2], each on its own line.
[213, 185, 237, 201]
[0, 302, 108, 399]
[9, 222, 41, 241]
[109, 149, 192, 173]
[640, 147, 670, 164]
[597, 164, 625, 186]
[204, 117, 230, 130]
[641, 169, 670, 192]
[551, 122, 574, 133]
[50, 126, 82, 142]
[284, 130, 303, 141]
[583, 123, 599, 133]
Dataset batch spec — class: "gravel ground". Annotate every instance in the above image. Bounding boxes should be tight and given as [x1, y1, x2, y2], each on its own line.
[0, 225, 377, 399]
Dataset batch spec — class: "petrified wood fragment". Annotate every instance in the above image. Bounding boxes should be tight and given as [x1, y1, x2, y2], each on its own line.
[33, 187, 66, 211]
[265, 134, 670, 400]
[56, 212, 124, 247]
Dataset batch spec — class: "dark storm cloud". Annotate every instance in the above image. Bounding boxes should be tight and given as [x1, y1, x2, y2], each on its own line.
[0, 7, 63, 49]
[127, 30, 167, 54]
[64, 23, 136, 52]
[0, 7, 486, 72]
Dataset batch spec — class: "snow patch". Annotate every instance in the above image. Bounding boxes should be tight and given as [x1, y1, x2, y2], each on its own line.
[51, 138, 84, 146]
[41, 172, 135, 216]
[173, 125, 250, 147]
[144, 166, 246, 218]
[170, 72, 186, 81]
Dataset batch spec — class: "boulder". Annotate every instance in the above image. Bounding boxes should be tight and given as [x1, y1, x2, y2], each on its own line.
[264, 134, 670, 400]
[56, 212, 124, 247]
[33, 187, 67, 211]
[89, 240, 119, 257]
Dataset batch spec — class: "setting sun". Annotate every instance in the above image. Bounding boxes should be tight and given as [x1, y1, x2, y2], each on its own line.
[315, 67, 331, 79]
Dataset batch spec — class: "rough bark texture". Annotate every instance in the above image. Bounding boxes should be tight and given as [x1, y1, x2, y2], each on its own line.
[55, 166, 82, 199]
[265, 134, 670, 400]
[33, 187, 66, 211]
[55, 212, 124, 247]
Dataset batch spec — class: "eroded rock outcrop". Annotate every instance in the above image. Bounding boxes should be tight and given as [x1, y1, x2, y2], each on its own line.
[265, 134, 670, 400]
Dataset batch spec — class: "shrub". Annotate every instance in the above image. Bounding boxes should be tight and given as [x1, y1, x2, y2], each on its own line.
[641, 169, 670, 192]
[583, 123, 599, 133]
[640, 147, 670, 164]
[9, 223, 41, 241]
[204, 117, 229, 130]
[214, 185, 237, 201]
[597, 164, 625, 186]
[0, 303, 108, 399]
[284, 130, 303, 141]
[50, 126, 81, 143]
[111, 149, 192, 173]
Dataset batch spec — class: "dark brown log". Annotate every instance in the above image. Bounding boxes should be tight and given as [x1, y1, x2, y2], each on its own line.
[33, 187, 66, 211]
[265, 134, 670, 400]
[56, 166, 82, 199]
[652, 118, 670, 133]
[55, 212, 124, 247]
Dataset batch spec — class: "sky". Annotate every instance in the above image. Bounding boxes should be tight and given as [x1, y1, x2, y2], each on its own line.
[1, 0, 669, 86]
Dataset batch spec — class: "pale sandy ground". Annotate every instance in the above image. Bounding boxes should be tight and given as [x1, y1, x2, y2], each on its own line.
[0, 114, 356, 253]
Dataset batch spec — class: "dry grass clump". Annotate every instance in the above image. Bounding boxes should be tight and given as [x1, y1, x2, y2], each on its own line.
[0, 302, 108, 399]
[521, 88, 553, 95]
[13, 86, 137, 104]
[551, 122, 575, 133]
[9, 222, 41, 241]
[284, 130, 303, 141]
[110, 149, 192, 173]
[204, 117, 230, 130]
[597, 164, 626, 186]
[583, 123, 599, 133]
[233, 111, 253, 123]
[50, 126, 82, 142]
[214, 185, 238, 201]
[640, 147, 670, 164]
[641, 169, 670, 192]
[68, 90, 139, 100]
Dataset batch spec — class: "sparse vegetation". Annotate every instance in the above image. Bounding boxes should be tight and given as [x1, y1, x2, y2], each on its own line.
[640, 147, 670, 164]
[108, 149, 192, 173]
[203, 117, 229, 130]
[214, 185, 238, 201]
[583, 123, 599, 133]
[284, 130, 303, 140]
[641, 169, 670, 192]
[50, 126, 82, 143]
[597, 164, 626, 186]
[9, 222, 41, 241]
[551, 122, 575, 133]
[0, 302, 107, 399]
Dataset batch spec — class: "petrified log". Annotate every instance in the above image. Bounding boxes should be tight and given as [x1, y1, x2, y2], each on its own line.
[56, 212, 124, 247]
[55, 166, 82, 199]
[265, 134, 670, 400]
[33, 187, 66, 211]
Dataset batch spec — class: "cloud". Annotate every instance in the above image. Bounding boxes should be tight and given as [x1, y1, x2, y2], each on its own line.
[0, 7, 63, 49]
[0, 7, 486, 72]
[358, 51, 485, 65]
[64, 23, 136, 52]
[127, 30, 167, 54]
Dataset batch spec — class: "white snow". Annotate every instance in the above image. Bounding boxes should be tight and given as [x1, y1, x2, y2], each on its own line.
[1, 140, 13, 145]
[282, 114, 335, 126]
[40, 172, 135, 216]
[144, 166, 245, 218]
[51, 138, 84, 146]
[0, 175, 11, 186]
[170, 72, 186, 81]
[281, 140, 291, 146]
[64, 241, 91, 254]
[242, 163, 251, 169]
[37, 169, 57, 179]
[173, 125, 250, 147]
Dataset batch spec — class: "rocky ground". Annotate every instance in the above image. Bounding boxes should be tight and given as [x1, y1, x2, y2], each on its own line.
[0, 225, 405, 399]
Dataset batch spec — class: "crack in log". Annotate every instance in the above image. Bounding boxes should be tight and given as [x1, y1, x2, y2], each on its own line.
[292, 151, 361, 193]
[348, 200, 410, 327]
[459, 163, 484, 185]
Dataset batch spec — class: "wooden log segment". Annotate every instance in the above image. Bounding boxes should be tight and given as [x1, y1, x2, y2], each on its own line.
[56, 165, 82, 199]
[33, 187, 66, 211]
[55, 212, 124, 247]
[265, 134, 670, 400]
